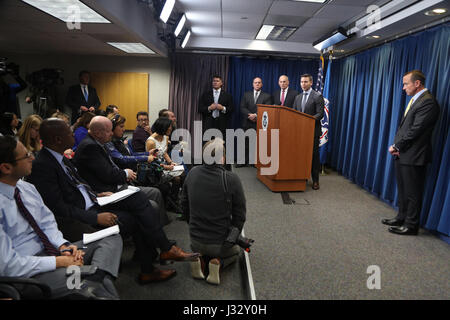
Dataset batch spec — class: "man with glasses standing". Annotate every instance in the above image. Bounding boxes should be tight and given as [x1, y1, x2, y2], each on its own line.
[132, 111, 151, 152]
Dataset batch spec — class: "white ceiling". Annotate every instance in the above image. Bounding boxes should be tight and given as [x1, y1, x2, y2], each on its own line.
[0, 0, 449, 59]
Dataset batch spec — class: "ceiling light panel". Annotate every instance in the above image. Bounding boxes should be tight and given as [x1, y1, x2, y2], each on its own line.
[160, 0, 176, 23]
[107, 42, 155, 54]
[21, 0, 110, 23]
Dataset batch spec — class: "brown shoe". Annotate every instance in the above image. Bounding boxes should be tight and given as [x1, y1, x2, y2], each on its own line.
[138, 268, 176, 284]
[312, 182, 320, 190]
[160, 245, 200, 263]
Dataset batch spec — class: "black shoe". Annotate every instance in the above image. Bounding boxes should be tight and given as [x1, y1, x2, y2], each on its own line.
[73, 279, 117, 300]
[388, 225, 418, 235]
[103, 276, 120, 300]
[381, 218, 404, 226]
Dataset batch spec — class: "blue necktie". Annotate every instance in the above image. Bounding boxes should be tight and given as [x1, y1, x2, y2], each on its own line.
[83, 86, 89, 102]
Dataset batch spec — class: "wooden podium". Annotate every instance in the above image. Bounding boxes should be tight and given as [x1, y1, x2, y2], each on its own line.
[256, 105, 315, 192]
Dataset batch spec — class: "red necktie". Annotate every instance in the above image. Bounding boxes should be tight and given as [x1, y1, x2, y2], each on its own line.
[14, 188, 60, 256]
[281, 89, 285, 105]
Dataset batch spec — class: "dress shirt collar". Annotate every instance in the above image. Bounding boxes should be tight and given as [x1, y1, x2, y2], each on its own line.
[302, 88, 313, 95]
[45, 147, 64, 165]
[0, 180, 16, 200]
[213, 88, 221, 94]
[411, 88, 427, 102]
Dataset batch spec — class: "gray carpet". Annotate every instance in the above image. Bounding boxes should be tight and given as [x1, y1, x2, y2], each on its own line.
[114, 212, 246, 300]
[236, 166, 450, 300]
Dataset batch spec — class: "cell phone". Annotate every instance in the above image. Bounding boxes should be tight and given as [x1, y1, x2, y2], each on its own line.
[65, 265, 98, 276]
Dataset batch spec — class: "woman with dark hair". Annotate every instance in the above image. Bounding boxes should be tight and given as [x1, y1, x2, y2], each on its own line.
[72, 112, 95, 150]
[0, 112, 20, 136]
[146, 117, 184, 213]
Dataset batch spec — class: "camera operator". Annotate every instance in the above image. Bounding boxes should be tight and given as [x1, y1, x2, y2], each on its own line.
[181, 138, 247, 285]
[0, 59, 27, 117]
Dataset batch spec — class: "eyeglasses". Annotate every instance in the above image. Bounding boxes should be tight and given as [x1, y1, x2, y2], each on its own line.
[14, 151, 34, 162]
[137, 118, 149, 122]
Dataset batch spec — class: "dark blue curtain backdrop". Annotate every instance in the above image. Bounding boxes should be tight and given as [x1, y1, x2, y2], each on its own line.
[327, 23, 449, 236]
[228, 56, 318, 129]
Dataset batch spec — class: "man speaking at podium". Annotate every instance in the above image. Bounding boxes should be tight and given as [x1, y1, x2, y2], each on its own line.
[293, 74, 324, 190]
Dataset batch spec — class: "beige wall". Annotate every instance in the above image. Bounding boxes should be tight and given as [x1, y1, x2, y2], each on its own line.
[2, 53, 170, 126]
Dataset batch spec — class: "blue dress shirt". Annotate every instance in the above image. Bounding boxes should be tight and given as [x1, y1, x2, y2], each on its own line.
[0, 180, 67, 277]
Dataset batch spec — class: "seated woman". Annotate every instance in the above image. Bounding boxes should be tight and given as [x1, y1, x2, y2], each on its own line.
[72, 111, 95, 151]
[0, 112, 20, 136]
[146, 117, 184, 213]
[105, 113, 155, 171]
[181, 138, 247, 285]
[18, 114, 42, 156]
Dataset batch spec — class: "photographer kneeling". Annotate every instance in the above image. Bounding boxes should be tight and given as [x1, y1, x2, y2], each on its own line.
[181, 138, 247, 285]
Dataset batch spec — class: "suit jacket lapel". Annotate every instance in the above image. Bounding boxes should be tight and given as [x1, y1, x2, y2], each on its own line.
[399, 92, 425, 127]
[42, 148, 80, 189]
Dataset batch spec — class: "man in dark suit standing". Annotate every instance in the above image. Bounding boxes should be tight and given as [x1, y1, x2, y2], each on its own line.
[198, 75, 234, 140]
[238, 77, 272, 167]
[272, 75, 298, 108]
[293, 74, 324, 190]
[382, 70, 440, 235]
[66, 70, 101, 124]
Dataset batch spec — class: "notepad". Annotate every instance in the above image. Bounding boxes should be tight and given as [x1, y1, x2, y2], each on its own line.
[83, 225, 120, 245]
[96, 186, 140, 206]
[173, 165, 184, 172]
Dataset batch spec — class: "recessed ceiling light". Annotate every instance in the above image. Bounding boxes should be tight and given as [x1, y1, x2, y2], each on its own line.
[424, 8, 447, 16]
[107, 42, 155, 54]
[160, 0, 176, 23]
[174, 14, 186, 37]
[256, 25, 275, 40]
[21, 0, 110, 23]
[181, 30, 191, 48]
[366, 35, 381, 39]
[293, 0, 327, 3]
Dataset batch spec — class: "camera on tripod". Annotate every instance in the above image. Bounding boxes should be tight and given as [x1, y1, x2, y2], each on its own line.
[224, 226, 255, 253]
[0, 58, 20, 76]
[26, 68, 64, 90]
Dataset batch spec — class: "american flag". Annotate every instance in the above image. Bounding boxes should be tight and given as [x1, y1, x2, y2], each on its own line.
[316, 55, 330, 164]
[315, 55, 324, 94]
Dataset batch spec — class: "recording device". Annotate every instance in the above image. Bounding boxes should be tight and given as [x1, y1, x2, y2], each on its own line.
[224, 226, 255, 253]
[26, 68, 64, 90]
[0, 58, 20, 76]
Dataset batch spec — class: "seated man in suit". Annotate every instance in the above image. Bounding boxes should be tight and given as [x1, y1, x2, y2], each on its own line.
[239, 77, 273, 167]
[66, 70, 101, 124]
[0, 135, 122, 299]
[273, 75, 298, 108]
[132, 111, 152, 152]
[73, 115, 168, 224]
[292, 74, 324, 190]
[28, 118, 199, 284]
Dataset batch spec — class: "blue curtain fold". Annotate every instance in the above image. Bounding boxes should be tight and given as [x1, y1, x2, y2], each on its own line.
[328, 23, 449, 235]
[228, 56, 318, 129]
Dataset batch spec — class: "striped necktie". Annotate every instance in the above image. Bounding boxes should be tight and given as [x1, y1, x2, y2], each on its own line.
[62, 157, 98, 203]
[14, 188, 60, 256]
[301, 92, 309, 112]
[280, 89, 285, 105]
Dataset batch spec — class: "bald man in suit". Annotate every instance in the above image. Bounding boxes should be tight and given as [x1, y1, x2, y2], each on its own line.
[273, 75, 298, 108]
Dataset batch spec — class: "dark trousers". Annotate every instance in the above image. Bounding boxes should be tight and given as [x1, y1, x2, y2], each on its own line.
[394, 161, 426, 229]
[311, 135, 320, 183]
[102, 191, 172, 273]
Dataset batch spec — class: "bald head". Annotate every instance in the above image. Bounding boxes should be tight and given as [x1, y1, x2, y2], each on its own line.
[40, 118, 74, 153]
[88, 116, 113, 144]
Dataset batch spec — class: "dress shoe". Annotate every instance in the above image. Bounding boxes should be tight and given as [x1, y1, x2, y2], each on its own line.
[190, 256, 206, 280]
[160, 245, 200, 263]
[102, 276, 120, 300]
[206, 258, 221, 285]
[388, 225, 418, 235]
[312, 182, 320, 190]
[381, 218, 404, 226]
[138, 268, 177, 284]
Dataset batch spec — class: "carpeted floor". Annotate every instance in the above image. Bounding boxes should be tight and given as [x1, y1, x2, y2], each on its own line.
[237, 166, 450, 300]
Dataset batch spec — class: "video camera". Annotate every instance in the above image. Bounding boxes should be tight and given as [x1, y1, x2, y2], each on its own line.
[224, 227, 255, 253]
[0, 58, 20, 76]
[26, 68, 64, 90]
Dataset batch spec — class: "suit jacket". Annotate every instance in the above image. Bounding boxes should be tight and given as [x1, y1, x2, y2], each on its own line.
[240, 90, 273, 128]
[293, 90, 325, 137]
[73, 134, 127, 193]
[28, 148, 98, 241]
[65, 84, 101, 122]
[273, 88, 299, 108]
[394, 90, 440, 166]
[198, 89, 234, 136]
